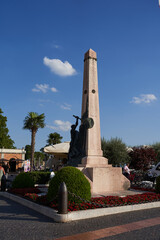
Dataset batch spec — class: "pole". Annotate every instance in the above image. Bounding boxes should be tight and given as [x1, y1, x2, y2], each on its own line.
[58, 182, 68, 214]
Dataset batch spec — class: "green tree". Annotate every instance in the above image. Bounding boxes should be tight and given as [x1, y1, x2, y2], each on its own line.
[25, 145, 31, 160]
[25, 145, 45, 167]
[46, 132, 63, 146]
[23, 112, 45, 170]
[0, 108, 15, 148]
[101, 137, 130, 166]
[34, 151, 45, 167]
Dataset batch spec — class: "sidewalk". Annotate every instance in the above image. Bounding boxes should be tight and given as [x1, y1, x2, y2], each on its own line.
[0, 195, 159, 240]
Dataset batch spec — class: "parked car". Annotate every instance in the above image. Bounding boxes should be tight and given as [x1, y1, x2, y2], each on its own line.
[146, 162, 160, 181]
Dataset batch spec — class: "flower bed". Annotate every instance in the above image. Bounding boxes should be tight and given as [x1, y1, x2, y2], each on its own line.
[7, 186, 160, 212]
[23, 192, 160, 212]
[131, 186, 155, 192]
[8, 187, 41, 196]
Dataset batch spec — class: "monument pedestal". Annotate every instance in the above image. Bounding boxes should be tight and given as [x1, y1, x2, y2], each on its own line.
[79, 155, 109, 167]
[78, 165, 130, 195]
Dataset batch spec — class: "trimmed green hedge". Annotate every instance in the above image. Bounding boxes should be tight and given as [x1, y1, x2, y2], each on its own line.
[12, 172, 34, 188]
[47, 166, 91, 203]
[28, 172, 51, 184]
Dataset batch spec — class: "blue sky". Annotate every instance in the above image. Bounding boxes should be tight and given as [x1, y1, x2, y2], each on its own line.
[0, 0, 160, 151]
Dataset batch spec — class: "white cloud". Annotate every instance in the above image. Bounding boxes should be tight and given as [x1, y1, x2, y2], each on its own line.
[32, 88, 40, 92]
[46, 120, 71, 132]
[60, 103, 72, 110]
[131, 94, 157, 104]
[32, 84, 49, 93]
[43, 57, 77, 77]
[32, 84, 58, 93]
[51, 43, 61, 49]
[51, 87, 58, 92]
[53, 44, 60, 49]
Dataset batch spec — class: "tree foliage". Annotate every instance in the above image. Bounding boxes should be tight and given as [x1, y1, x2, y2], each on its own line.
[25, 145, 31, 160]
[23, 112, 45, 170]
[34, 151, 45, 167]
[46, 132, 63, 146]
[129, 147, 157, 172]
[0, 108, 15, 148]
[25, 145, 44, 167]
[101, 137, 129, 166]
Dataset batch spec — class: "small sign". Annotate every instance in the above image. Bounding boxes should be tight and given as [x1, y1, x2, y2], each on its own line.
[24, 160, 30, 172]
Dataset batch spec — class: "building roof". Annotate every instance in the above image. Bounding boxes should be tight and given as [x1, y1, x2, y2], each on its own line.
[44, 142, 70, 154]
[0, 148, 26, 154]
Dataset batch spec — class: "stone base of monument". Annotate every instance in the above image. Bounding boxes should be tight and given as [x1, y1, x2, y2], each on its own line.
[78, 157, 130, 194]
[79, 155, 110, 167]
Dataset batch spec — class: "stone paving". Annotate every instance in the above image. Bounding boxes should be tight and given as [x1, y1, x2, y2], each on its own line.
[55, 217, 160, 240]
[0, 195, 160, 240]
[92, 189, 147, 198]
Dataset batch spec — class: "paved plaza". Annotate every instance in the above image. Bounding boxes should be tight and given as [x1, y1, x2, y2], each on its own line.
[0, 195, 160, 240]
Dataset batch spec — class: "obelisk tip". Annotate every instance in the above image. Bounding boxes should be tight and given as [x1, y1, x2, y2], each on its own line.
[84, 49, 97, 60]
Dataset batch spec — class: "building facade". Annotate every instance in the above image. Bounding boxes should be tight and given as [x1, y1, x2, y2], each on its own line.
[0, 148, 26, 172]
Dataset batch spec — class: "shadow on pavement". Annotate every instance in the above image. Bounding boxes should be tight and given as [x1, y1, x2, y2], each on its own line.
[0, 196, 53, 223]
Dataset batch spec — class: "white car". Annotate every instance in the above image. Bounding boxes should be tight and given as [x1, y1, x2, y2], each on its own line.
[147, 162, 160, 178]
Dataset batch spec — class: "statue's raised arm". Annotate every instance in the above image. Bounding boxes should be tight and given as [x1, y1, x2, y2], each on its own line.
[73, 115, 81, 127]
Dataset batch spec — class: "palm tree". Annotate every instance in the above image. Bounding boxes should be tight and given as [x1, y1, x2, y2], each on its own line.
[23, 112, 45, 170]
[46, 132, 63, 146]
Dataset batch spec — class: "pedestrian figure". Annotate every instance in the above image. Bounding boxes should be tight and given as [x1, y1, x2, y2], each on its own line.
[123, 163, 130, 180]
[50, 171, 55, 179]
[0, 166, 5, 189]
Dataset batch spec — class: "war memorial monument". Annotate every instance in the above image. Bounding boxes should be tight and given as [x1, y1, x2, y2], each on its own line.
[68, 49, 130, 194]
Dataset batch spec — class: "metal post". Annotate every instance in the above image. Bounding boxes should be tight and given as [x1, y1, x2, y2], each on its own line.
[1, 174, 6, 191]
[58, 182, 68, 214]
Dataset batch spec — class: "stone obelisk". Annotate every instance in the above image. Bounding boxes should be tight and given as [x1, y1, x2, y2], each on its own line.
[80, 49, 108, 167]
[78, 49, 130, 194]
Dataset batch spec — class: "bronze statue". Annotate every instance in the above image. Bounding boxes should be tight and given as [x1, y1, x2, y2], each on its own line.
[68, 115, 80, 160]
[68, 113, 94, 166]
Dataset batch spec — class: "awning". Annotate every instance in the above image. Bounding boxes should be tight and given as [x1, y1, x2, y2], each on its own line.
[0, 159, 10, 164]
[10, 159, 25, 163]
[44, 141, 70, 155]
[0, 158, 24, 164]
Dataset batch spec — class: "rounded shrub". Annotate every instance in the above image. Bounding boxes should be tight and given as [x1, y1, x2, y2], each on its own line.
[47, 166, 91, 203]
[155, 176, 160, 193]
[12, 172, 34, 188]
[28, 172, 51, 184]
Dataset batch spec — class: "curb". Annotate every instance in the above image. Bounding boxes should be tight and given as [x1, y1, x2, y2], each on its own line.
[0, 192, 160, 223]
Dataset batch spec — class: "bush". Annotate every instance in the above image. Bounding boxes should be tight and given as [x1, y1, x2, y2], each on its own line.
[101, 137, 130, 166]
[28, 172, 50, 184]
[47, 166, 91, 203]
[129, 147, 157, 172]
[155, 176, 160, 193]
[12, 172, 34, 188]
